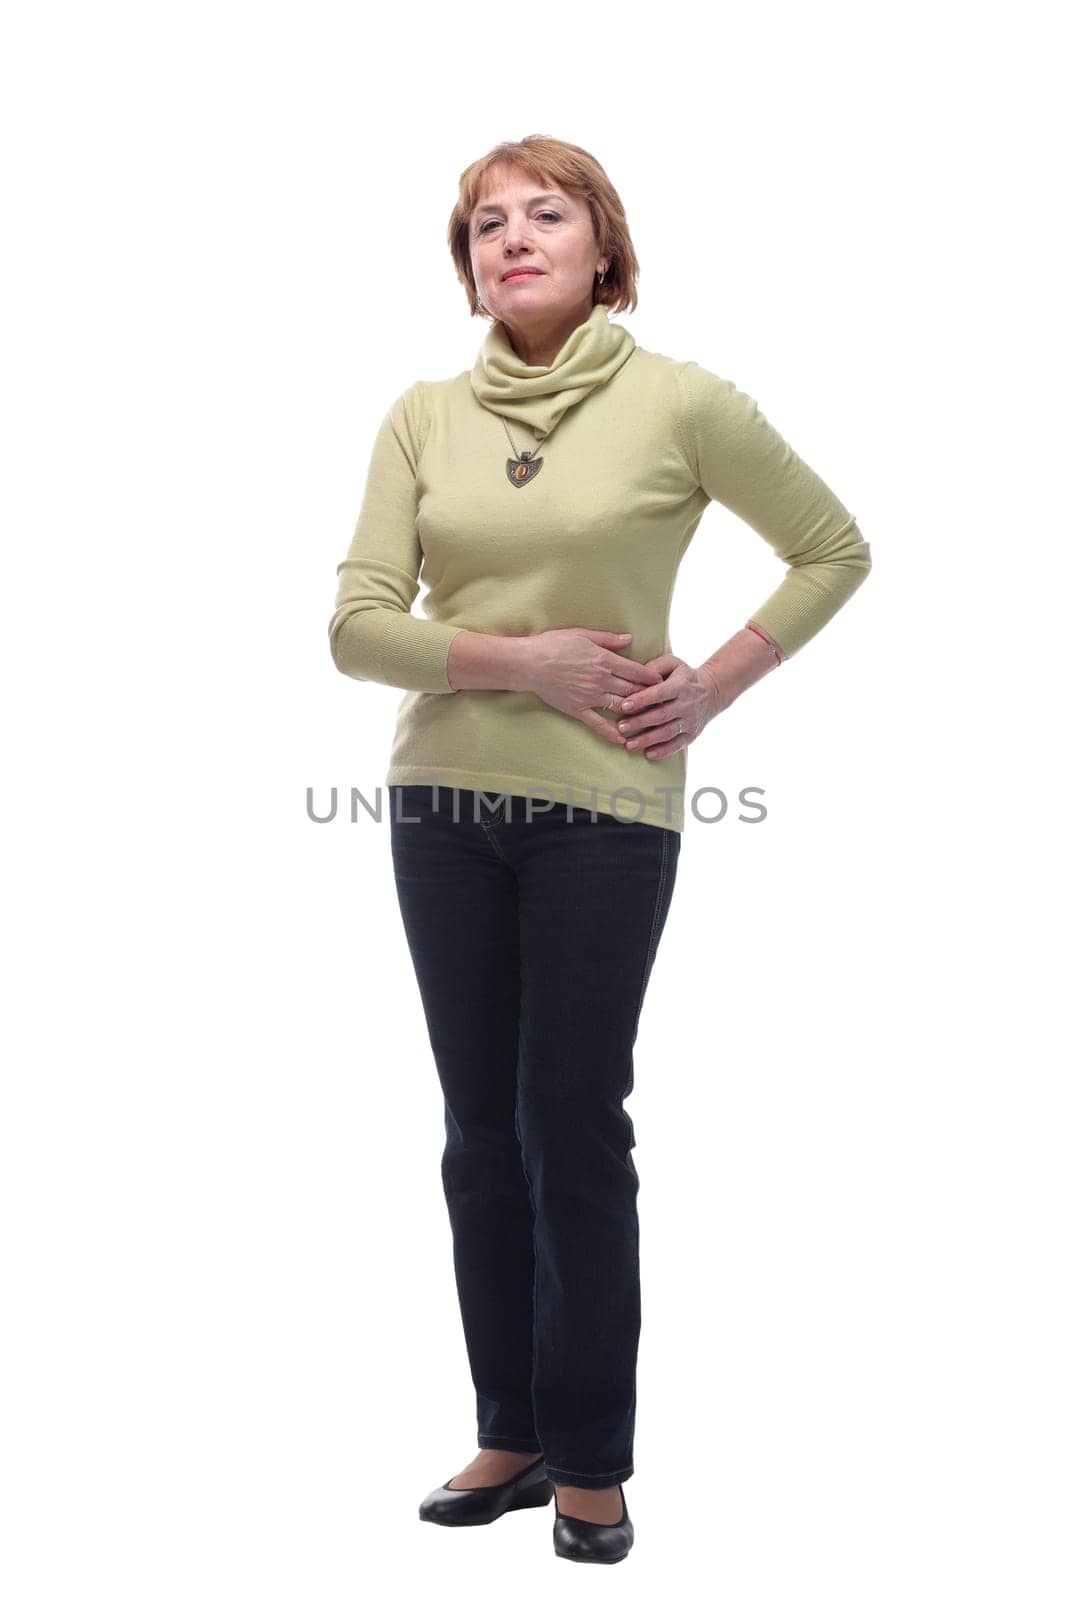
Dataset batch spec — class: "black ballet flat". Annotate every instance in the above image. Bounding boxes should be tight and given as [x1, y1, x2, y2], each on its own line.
[418, 1454, 553, 1526]
[553, 1483, 634, 1563]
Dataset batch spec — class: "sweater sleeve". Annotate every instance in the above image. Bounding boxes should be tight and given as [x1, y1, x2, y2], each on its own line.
[328, 381, 463, 692]
[677, 361, 872, 658]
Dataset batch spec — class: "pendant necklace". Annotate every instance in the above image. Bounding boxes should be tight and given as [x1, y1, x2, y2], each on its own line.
[500, 414, 551, 488]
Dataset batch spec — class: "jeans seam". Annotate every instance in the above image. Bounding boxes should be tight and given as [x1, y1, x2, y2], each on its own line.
[544, 1462, 634, 1483]
[477, 1432, 542, 1447]
[480, 821, 508, 862]
[477, 793, 508, 830]
[634, 828, 669, 1020]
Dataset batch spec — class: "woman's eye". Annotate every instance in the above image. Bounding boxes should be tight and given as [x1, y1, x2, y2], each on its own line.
[477, 211, 561, 235]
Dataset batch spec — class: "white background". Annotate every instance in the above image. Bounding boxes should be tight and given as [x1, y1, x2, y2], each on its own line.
[3, 2, 1062, 1595]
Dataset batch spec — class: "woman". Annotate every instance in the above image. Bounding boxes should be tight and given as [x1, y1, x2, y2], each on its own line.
[328, 135, 871, 1564]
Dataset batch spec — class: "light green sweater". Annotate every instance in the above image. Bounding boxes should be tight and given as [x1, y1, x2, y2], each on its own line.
[329, 305, 871, 832]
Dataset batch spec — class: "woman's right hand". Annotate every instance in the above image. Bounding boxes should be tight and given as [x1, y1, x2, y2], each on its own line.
[521, 629, 665, 745]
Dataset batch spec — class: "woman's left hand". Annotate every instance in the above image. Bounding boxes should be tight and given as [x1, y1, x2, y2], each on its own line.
[614, 655, 724, 760]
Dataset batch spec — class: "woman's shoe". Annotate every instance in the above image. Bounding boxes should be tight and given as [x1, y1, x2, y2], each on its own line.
[553, 1483, 634, 1563]
[419, 1454, 553, 1526]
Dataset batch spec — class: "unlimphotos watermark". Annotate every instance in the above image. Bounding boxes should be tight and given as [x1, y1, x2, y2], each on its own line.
[306, 784, 768, 825]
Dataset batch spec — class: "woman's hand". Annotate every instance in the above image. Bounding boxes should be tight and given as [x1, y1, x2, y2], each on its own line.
[614, 655, 725, 760]
[523, 628, 667, 745]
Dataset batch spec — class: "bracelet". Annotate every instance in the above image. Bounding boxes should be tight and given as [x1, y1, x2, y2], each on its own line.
[746, 622, 784, 666]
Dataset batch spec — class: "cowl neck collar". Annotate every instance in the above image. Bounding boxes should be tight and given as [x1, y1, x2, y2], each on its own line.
[470, 303, 635, 442]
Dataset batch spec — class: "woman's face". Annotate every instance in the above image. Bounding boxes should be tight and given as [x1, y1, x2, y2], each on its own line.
[469, 165, 603, 334]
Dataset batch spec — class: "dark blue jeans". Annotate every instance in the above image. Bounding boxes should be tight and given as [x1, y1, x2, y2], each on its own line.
[388, 784, 681, 1488]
